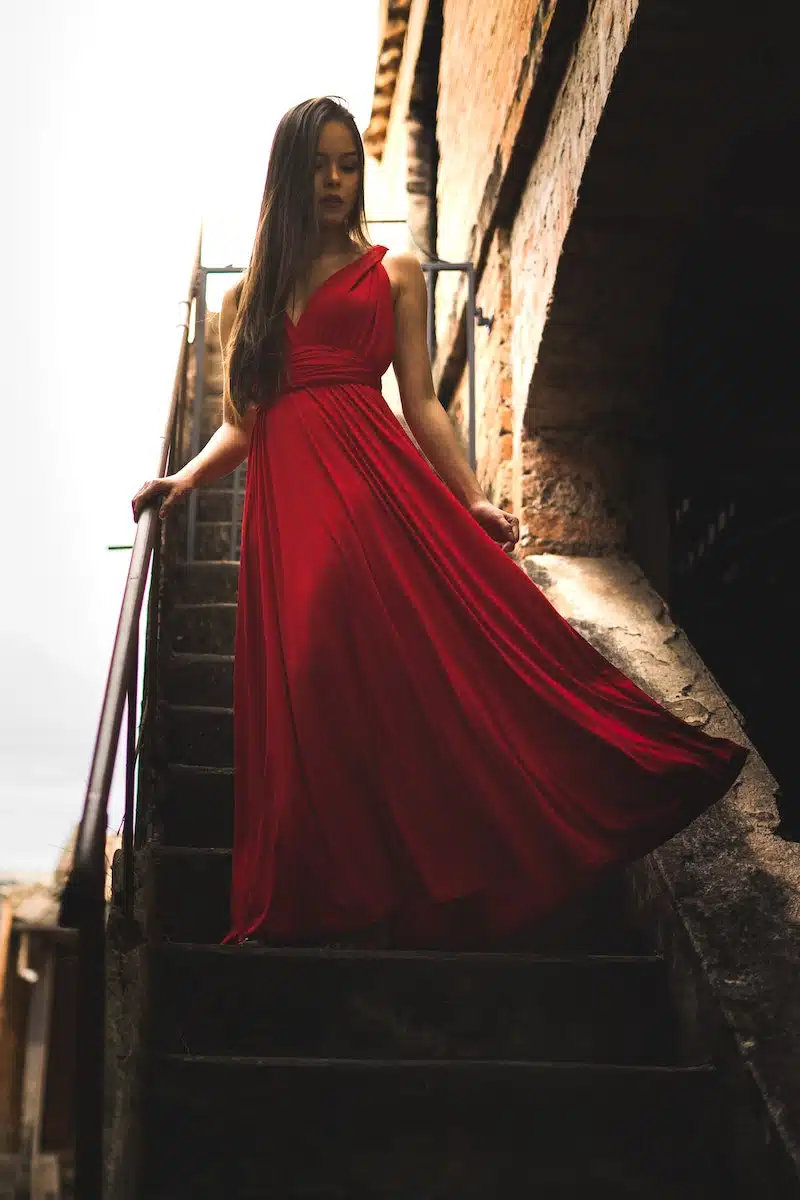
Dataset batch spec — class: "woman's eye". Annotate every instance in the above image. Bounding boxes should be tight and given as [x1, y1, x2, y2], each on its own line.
[315, 160, 358, 172]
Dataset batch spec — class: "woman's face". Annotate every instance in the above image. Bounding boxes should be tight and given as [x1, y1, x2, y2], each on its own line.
[314, 120, 360, 228]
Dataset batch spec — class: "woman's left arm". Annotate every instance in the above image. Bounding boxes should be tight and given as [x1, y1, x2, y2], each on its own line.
[390, 251, 520, 553]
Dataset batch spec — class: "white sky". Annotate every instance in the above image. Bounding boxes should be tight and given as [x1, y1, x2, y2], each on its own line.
[0, 0, 383, 878]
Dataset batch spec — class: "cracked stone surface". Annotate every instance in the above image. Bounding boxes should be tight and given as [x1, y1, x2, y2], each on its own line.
[523, 552, 800, 1181]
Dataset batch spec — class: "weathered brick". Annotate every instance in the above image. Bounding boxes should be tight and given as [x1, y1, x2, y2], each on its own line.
[434, 0, 555, 342]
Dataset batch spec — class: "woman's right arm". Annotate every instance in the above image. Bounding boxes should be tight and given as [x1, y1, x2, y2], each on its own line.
[132, 286, 257, 522]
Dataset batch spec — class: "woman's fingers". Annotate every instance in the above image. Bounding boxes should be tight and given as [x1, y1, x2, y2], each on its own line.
[132, 479, 170, 522]
[506, 516, 520, 554]
[131, 477, 192, 523]
[503, 514, 519, 551]
[158, 484, 184, 517]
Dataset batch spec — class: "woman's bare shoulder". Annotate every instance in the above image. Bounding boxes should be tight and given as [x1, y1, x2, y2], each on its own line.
[383, 249, 424, 279]
[382, 251, 425, 307]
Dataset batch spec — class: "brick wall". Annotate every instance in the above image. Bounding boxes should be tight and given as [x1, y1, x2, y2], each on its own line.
[447, 0, 637, 542]
[367, 0, 799, 577]
[434, 0, 554, 345]
[508, 0, 638, 553]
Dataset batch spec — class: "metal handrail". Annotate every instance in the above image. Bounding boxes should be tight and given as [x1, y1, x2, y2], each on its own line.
[58, 231, 202, 1200]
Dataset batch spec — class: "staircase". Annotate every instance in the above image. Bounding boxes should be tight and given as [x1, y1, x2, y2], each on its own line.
[110, 323, 739, 1200]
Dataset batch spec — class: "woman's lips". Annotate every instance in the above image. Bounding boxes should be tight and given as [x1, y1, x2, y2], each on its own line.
[321, 196, 343, 207]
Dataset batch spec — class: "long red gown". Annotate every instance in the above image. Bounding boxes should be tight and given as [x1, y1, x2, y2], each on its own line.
[224, 243, 747, 946]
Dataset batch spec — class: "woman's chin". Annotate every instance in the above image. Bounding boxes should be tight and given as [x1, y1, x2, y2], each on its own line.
[318, 206, 349, 226]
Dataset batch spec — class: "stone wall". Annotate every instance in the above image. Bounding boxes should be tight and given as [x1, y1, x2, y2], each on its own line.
[528, 553, 800, 1192]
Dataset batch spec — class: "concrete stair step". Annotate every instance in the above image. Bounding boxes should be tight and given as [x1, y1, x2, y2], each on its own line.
[172, 561, 239, 605]
[170, 602, 236, 655]
[141, 1057, 724, 1199]
[160, 764, 233, 848]
[184, 518, 239, 561]
[149, 847, 652, 953]
[165, 652, 234, 707]
[163, 704, 232, 769]
[196, 486, 243, 522]
[148, 942, 679, 1064]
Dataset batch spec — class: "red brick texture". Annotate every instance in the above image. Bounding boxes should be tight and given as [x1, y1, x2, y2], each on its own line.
[444, 0, 638, 549]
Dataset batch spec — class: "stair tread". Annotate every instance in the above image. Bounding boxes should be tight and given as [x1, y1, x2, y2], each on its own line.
[159, 1053, 712, 1073]
[169, 651, 235, 663]
[150, 850, 652, 951]
[148, 937, 679, 1063]
[155, 843, 230, 856]
[167, 762, 234, 775]
[172, 599, 237, 609]
[152, 939, 663, 965]
[176, 559, 239, 566]
[164, 702, 233, 714]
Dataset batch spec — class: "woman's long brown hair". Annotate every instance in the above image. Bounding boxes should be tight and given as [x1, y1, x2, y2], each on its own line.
[223, 96, 371, 423]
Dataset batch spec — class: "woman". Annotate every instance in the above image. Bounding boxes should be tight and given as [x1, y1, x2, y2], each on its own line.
[133, 96, 748, 948]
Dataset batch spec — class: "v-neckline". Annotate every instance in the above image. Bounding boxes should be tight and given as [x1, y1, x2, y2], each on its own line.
[284, 246, 379, 331]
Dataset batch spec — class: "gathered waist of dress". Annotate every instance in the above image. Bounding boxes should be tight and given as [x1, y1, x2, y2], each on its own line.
[285, 345, 383, 393]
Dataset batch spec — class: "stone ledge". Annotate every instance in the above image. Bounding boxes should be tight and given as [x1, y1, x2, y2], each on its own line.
[525, 552, 800, 1191]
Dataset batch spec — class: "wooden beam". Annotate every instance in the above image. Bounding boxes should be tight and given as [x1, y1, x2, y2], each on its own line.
[0, 898, 13, 1040]
[19, 939, 55, 1161]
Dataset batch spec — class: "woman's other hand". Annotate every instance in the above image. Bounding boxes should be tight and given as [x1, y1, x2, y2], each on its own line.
[469, 499, 520, 554]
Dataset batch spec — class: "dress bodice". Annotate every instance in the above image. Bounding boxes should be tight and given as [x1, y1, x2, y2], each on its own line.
[283, 244, 394, 394]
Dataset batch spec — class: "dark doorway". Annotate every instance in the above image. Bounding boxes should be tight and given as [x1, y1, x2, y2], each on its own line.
[665, 122, 800, 832]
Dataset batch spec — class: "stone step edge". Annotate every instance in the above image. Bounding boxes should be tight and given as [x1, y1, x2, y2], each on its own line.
[149, 940, 665, 968]
[169, 653, 235, 666]
[156, 1053, 715, 1077]
[192, 519, 242, 528]
[164, 703, 234, 717]
[173, 562, 239, 573]
[171, 601, 237, 612]
[167, 763, 234, 776]
[175, 560, 239, 569]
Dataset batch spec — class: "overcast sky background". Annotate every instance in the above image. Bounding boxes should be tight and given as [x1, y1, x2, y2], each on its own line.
[0, 0, 381, 878]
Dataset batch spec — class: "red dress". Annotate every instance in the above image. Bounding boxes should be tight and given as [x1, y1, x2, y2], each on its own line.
[224, 243, 747, 946]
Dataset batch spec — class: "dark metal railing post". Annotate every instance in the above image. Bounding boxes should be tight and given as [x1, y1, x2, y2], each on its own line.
[420, 259, 478, 471]
[465, 264, 477, 473]
[186, 266, 207, 562]
[74, 890, 106, 1200]
[123, 638, 138, 922]
[365, 221, 482, 471]
[230, 463, 242, 559]
[200, 264, 247, 561]
[425, 269, 436, 362]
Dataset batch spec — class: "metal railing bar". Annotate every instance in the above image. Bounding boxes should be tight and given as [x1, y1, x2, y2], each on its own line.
[60, 304, 193, 926]
[123, 638, 138, 922]
[58, 231, 201, 1200]
[186, 269, 207, 562]
[419, 260, 478, 472]
[465, 266, 477, 473]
